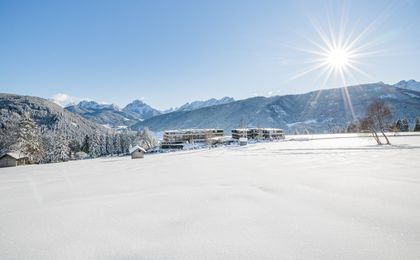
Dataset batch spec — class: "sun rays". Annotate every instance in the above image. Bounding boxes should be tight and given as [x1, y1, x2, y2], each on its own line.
[291, 9, 388, 121]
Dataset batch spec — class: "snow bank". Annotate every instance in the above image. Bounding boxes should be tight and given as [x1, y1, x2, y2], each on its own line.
[1, 134, 420, 259]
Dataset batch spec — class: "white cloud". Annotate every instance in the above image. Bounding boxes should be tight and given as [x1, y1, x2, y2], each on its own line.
[49, 93, 90, 107]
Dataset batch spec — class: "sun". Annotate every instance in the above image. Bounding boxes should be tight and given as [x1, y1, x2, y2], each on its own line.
[290, 13, 382, 88]
[327, 47, 350, 70]
[290, 12, 385, 121]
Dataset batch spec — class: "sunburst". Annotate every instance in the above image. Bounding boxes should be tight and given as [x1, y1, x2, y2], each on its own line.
[292, 12, 385, 121]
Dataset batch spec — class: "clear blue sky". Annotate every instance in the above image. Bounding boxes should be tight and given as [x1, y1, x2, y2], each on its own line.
[1, 0, 419, 109]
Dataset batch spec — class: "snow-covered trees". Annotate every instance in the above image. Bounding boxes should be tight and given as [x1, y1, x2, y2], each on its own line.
[395, 118, 409, 132]
[0, 112, 19, 155]
[81, 135, 91, 154]
[13, 116, 44, 163]
[68, 139, 81, 157]
[414, 118, 420, 132]
[135, 127, 157, 150]
[0, 95, 154, 164]
[41, 131, 70, 163]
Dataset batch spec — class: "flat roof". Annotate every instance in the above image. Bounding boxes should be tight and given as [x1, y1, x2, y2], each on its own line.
[232, 127, 284, 131]
[164, 129, 224, 134]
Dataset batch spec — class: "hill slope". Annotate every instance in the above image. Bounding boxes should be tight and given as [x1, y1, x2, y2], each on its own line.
[65, 101, 140, 128]
[0, 94, 113, 161]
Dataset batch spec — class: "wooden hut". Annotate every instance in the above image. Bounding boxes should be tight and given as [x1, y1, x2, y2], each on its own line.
[0, 152, 29, 168]
[130, 146, 146, 159]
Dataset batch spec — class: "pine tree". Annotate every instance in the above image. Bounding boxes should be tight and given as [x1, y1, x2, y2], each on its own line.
[41, 132, 70, 163]
[68, 139, 81, 158]
[0, 112, 19, 154]
[89, 134, 101, 157]
[396, 118, 409, 132]
[13, 116, 44, 163]
[414, 118, 420, 132]
[112, 134, 121, 155]
[81, 135, 90, 154]
[98, 135, 107, 156]
[105, 134, 112, 155]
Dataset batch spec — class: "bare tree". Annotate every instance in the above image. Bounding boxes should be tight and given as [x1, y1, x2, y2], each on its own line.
[135, 127, 157, 150]
[361, 100, 392, 145]
[360, 116, 381, 144]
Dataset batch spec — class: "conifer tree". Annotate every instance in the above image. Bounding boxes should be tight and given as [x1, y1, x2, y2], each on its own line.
[14, 116, 44, 163]
[81, 135, 90, 154]
[414, 118, 420, 132]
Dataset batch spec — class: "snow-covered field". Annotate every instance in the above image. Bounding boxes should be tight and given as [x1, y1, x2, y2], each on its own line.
[1, 134, 420, 259]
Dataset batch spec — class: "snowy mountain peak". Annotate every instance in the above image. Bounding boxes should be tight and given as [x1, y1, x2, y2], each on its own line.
[176, 96, 235, 112]
[126, 99, 147, 106]
[77, 100, 120, 111]
[393, 79, 420, 92]
[122, 99, 161, 120]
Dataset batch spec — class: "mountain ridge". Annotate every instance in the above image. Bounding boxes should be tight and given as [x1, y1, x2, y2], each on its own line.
[131, 82, 420, 133]
[63, 96, 236, 129]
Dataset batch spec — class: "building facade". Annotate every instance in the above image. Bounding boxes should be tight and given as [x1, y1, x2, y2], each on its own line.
[162, 129, 224, 149]
[231, 128, 285, 140]
[0, 152, 29, 168]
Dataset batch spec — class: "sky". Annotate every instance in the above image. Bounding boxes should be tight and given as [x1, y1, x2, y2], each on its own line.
[1, 0, 420, 110]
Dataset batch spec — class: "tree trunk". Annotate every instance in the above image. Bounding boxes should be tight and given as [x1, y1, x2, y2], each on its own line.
[370, 128, 382, 145]
[380, 128, 391, 145]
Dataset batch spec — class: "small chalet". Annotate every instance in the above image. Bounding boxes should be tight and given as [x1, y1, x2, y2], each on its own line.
[0, 152, 29, 168]
[129, 145, 146, 159]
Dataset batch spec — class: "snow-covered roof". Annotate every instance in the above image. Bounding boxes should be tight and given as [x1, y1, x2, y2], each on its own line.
[129, 145, 146, 154]
[0, 152, 28, 160]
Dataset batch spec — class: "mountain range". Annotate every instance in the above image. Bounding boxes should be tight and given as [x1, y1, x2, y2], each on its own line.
[132, 81, 420, 133]
[63, 96, 236, 129]
[1, 80, 420, 137]
[393, 80, 420, 91]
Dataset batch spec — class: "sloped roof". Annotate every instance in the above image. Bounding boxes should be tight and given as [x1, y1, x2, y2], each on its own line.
[0, 152, 28, 160]
[129, 145, 146, 154]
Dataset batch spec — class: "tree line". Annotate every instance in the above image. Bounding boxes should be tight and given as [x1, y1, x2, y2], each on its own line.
[0, 115, 157, 164]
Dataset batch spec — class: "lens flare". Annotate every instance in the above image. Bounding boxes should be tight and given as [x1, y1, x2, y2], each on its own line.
[290, 10, 387, 121]
[327, 48, 350, 69]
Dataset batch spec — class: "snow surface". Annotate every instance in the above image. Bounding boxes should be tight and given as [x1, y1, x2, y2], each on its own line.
[1, 134, 420, 259]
